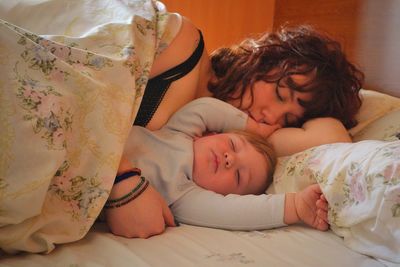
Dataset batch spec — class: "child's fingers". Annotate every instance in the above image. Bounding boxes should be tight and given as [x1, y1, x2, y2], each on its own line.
[316, 208, 329, 231]
[317, 209, 328, 223]
[310, 183, 322, 194]
[317, 217, 329, 231]
[316, 199, 328, 212]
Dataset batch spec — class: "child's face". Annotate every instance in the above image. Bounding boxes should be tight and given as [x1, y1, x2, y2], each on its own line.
[192, 133, 268, 195]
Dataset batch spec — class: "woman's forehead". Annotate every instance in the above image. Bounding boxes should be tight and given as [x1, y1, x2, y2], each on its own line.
[285, 68, 317, 85]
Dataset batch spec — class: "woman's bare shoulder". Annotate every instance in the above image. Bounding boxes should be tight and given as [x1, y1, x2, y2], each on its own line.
[149, 15, 202, 77]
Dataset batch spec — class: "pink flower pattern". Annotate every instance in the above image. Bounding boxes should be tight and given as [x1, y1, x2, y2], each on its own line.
[349, 171, 366, 203]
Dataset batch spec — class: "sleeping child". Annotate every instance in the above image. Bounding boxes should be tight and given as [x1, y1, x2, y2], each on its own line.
[105, 97, 335, 235]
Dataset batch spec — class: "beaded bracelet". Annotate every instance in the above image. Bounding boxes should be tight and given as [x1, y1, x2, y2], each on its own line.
[105, 176, 149, 209]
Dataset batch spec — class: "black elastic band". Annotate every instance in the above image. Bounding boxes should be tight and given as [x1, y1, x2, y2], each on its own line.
[133, 30, 204, 127]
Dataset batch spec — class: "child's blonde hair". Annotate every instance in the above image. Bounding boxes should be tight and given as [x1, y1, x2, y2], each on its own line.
[229, 130, 276, 194]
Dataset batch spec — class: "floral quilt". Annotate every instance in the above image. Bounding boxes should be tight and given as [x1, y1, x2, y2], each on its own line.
[0, 0, 174, 253]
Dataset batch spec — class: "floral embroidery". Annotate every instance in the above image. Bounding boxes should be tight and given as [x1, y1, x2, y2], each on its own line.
[342, 163, 366, 205]
[205, 252, 254, 264]
[49, 161, 109, 221]
[14, 73, 72, 150]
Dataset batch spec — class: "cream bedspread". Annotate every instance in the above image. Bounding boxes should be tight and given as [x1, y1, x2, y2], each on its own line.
[0, 0, 174, 253]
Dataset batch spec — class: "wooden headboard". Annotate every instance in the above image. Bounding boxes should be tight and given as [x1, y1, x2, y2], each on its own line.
[273, 0, 400, 98]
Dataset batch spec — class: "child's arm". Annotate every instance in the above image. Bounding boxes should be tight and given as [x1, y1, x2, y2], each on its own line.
[171, 184, 328, 231]
[165, 97, 248, 137]
[267, 117, 352, 157]
[165, 97, 279, 138]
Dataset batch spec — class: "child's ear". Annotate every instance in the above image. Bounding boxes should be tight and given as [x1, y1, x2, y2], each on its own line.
[203, 131, 218, 136]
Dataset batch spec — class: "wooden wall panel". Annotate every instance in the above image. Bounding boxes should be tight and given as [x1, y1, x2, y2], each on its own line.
[273, 0, 400, 97]
[354, 1, 400, 96]
[273, 0, 361, 64]
[161, 0, 275, 53]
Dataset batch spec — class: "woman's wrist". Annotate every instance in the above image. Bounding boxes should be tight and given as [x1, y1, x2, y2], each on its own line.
[284, 193, 300, 225]
[109, 175, 142, 200]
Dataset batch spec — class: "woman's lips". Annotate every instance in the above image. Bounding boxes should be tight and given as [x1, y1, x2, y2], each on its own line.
[248, 110, 267, 124]
[247, 110, 257, 121]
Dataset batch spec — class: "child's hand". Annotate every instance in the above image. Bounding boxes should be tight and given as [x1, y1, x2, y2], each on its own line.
[246, 117, 281, 138]
[295, 184, 329, 231]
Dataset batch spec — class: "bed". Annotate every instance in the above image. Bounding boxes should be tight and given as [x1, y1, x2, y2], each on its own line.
[0, 1, 399, 267]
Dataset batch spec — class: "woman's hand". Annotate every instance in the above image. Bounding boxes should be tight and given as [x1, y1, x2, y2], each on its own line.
[246, 117, 281, 138]
[105, 156, 176, 238]
[105, 176, 176, 238]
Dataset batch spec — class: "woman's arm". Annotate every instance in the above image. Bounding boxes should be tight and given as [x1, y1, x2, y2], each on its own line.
[267, 117, 352, 157]
[105, 157, 176, 238]
[165, 97, 248, 136]
[105, 176, 176, 238]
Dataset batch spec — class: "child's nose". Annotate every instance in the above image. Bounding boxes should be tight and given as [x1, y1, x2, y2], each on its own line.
[224, 152, 234, 168]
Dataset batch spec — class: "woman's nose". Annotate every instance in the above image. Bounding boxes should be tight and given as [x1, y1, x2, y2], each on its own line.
[261, 107, 285, 125]
[224, 152, 234, 168]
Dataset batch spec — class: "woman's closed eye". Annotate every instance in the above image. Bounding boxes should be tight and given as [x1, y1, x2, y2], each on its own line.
[275, 84, 300, 126]
[275, 83, 285, 102]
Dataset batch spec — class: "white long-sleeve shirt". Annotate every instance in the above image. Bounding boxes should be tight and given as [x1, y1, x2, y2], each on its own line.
[123, 97, 286, 230]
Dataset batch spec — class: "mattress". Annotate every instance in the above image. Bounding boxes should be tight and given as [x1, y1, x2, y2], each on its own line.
[0, 223, 386, 267]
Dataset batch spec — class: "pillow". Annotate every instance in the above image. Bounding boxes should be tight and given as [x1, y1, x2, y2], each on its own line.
[353, 109, 400, 142]
[266, 148, 318, 194]
[349, 89, 400, 137]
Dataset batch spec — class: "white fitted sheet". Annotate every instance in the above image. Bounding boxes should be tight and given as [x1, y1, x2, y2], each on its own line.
[1, 223, 386, 267]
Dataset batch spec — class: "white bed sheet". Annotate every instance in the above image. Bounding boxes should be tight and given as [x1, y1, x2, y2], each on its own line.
[1, 223, 385, 267]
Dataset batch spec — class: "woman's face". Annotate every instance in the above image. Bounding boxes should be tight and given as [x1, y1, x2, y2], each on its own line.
[228, 74, 313, 127]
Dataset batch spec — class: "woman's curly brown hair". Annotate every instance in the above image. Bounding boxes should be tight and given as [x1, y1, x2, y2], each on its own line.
[208, 25, 364, 128]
